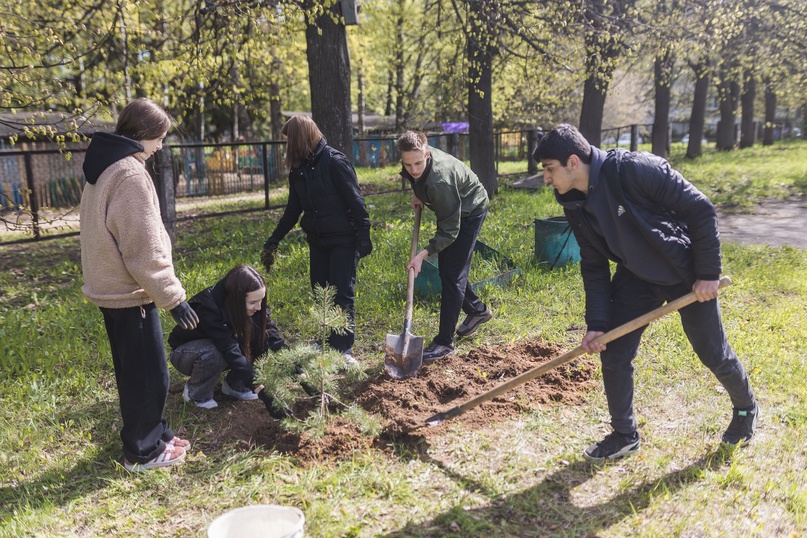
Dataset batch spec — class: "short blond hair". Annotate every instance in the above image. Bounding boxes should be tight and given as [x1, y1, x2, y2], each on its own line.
[396, 131, 428, 153]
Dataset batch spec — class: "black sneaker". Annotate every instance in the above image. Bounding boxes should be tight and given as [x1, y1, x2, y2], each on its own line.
[456, 307, 494, 337]
[721, 402, 759, 446]
[422, 342, 455, 362]
[583, 430, 640, 462]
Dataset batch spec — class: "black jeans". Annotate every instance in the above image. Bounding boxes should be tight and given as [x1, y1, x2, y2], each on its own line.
[434, 208, 488, 346]
[308, 243, 358, 353]
[100, 303, 174, 463]
[600, 267, 756, 434]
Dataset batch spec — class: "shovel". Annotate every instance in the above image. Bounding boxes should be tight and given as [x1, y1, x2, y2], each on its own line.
[384, 206, 425, 379]
[425, 276, 732, 425]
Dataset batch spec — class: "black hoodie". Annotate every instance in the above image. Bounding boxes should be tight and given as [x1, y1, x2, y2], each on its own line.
[83, 132, 145, 185]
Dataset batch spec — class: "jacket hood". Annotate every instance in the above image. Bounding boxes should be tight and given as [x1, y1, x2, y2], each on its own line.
[83, 132, 145, 184]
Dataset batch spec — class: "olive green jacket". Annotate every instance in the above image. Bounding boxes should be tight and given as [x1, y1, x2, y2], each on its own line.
[401, 147, 488, 255]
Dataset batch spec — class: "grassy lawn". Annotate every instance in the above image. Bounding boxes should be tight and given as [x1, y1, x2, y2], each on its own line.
[0, 141, 806, 537]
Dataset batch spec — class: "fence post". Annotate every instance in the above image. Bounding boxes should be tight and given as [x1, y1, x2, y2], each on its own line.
[23, 153, 40, 240]
[262, 143, 270, 210]
[149, 148, 177, 244]
[630, 124, 639, 152]
[449, 132, 461, 157]
[527, 129, 539, 175]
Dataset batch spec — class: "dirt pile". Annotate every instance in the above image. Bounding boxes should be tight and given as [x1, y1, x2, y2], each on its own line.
[184, 339, 598, 462]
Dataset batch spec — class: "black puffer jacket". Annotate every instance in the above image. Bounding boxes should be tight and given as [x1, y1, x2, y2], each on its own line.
[168, 278, 286, 390]
[556, 147, 721, 332]
[268, 138, 370, 249]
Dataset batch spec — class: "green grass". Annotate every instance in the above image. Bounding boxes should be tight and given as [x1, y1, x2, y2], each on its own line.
[1, 141, 806, 537]
[669, 140, 807, 207]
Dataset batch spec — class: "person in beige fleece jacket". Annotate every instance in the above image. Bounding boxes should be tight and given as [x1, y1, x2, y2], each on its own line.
[80, 98, 199, 472]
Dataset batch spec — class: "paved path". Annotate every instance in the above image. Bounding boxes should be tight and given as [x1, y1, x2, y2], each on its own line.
[512, 176, 807, 250]
[717, 197, 807, 249]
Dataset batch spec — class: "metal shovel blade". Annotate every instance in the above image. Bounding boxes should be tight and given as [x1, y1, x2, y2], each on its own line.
[384, 331, 424, 379]
[384, 206, 424, 380]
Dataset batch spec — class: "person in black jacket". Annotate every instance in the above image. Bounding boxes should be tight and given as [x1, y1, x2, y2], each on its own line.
[168, 264, 288, 418]
[261, 115, 371, 363]
[534, 124, 757, 462]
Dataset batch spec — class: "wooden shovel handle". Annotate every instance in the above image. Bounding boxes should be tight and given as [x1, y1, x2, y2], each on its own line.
[404, 207, 422, 327]
[426, 276, 733, 424]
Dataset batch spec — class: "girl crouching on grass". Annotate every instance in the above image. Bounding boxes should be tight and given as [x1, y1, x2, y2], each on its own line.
[168, 264, 289, 418]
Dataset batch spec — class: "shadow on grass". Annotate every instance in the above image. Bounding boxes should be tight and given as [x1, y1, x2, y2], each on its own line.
[383, 446, 733, 537]
[0, 398, 153, 522]
[0, 442, 121, 521]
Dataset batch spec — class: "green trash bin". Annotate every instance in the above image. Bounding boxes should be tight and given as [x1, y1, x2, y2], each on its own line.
[414, 240, 520, 296]
[534, 216, 580, 268]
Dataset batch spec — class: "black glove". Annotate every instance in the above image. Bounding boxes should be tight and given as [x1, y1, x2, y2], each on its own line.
[300, 380, 319, 397]
[357, 230, 372, 259]
[261, 239, 279, 272]
[293, 362, 319, 397]
[170, 301, 199, 330]
[258, 390, 290, 420]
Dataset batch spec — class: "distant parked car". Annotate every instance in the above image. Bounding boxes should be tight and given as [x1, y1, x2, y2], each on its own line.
[617, 133, 643, 146]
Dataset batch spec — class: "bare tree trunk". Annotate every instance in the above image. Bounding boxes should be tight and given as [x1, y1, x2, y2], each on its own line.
[579, 77, 607, 148]
[687, 59, 710, 159]
[119, 6, 132, 101]
[740, 71, 756, 148]
[198, 81, 205, 141]
[148, 149, 176, 244]
[305, 0, 353, 159]
[384, 71, 394, 117]
[578, 0, 631, 147]
[716, 78, 739, 151]
[466, 0, 498, 196]
[763, 78, 776, 146]
[652, 52, 674, 157]
[394, 6, 405, 131]
[357, 64, 368, 167]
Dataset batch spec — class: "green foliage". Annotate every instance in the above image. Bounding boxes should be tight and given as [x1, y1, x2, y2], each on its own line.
[254, 284, 367, 431]
[3, 0, 805, 144]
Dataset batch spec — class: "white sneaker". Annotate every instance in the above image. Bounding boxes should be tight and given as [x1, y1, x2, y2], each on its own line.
[183, 383, 218, 409]
[222, 380, 259, 401]
[124, 444, 185, 472]
[343, 353, 359, 367]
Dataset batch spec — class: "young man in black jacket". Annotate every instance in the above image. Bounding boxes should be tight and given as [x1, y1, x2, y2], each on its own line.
[534, 124, 758, 462]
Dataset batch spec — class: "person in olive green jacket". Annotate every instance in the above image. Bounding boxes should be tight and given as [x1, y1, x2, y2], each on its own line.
[396, 131, 493, 361]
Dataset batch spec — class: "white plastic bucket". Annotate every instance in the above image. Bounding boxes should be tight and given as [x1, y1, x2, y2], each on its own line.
[207, 505, 305, 538]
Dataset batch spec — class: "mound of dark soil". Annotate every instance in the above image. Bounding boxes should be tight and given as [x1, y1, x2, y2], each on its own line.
[176, 339, 598, 463]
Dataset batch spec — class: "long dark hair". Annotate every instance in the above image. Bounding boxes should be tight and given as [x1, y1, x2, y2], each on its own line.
[115, 98, 172, 141]
[282, 115, 323, 168]
[223, 264, 267, 361]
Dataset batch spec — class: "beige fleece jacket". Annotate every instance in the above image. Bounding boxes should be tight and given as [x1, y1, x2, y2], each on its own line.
[80, 154, 186, 310]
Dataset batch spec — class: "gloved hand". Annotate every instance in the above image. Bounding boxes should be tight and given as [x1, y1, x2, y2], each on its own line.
[357, 230, 373, 259]
[261, 239, 279, 272]
[170, 301, 199, 330]
[300, 380, 319, 397]
[293, 363, 319, 397]
[258, 390, 290, 420]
